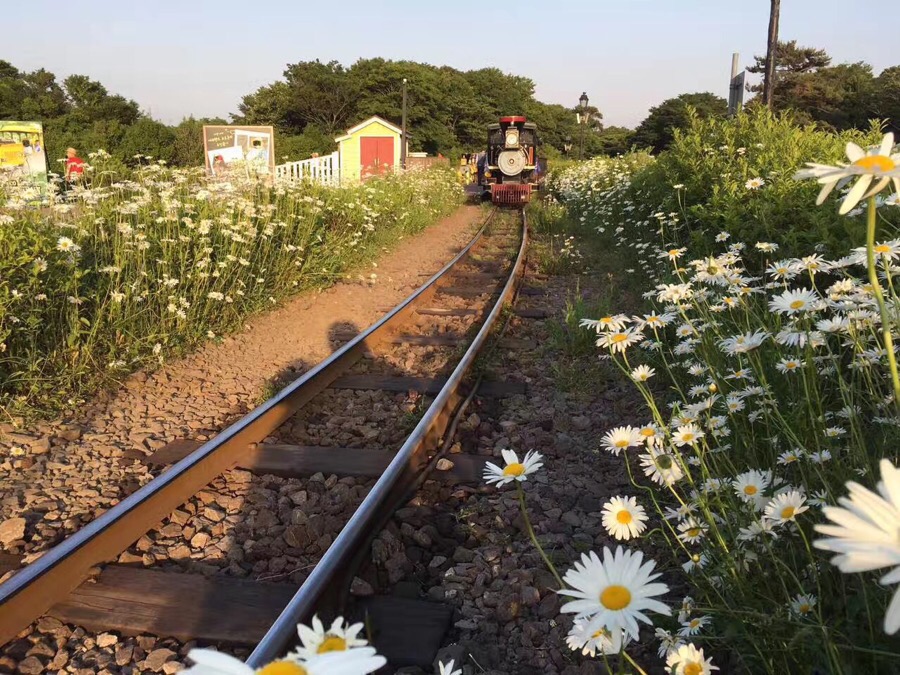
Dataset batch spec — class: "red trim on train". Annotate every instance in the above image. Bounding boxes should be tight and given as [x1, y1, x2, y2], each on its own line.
[499, 116, 527, 123]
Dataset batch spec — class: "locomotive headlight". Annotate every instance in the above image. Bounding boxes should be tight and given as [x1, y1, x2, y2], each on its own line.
[504, 129, 519, 148]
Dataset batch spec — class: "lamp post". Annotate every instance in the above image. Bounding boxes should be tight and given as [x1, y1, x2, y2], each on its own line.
[578, 92, 589, 160]
[400, 78, 408, 170]
[563, 136, 572, 155]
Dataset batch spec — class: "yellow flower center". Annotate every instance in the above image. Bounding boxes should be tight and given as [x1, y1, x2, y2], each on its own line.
[785, 455, 798, 463]
[684, 663, 703, 675]
[875, 244, 892, 254]
[616, 510, 633, 524]
[668, 249, 680, 257]
[781, 506, 796, 520]
[318, 635, 347, 653]
[786, 361, 798, 369]
[687, 527, 701, 538]
[503, 462, 525, 477]
[690, 619, 701, 628]
[853, 155, 896, 172]
[799, 603, 811, 614]
[681, 433, 695, 442]
[615, 440, 629, 447]
[743, 485, 758, 495]
[258, 661, 308, 675]
[611, 333, 628, 343]
[600, 585, 632, 610]
[708, 383, 717, 392]
[789, 300, 805, 310]
[640, 428, 655, 437]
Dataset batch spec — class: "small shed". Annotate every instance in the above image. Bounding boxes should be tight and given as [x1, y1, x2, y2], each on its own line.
[335, 116, 404, 182]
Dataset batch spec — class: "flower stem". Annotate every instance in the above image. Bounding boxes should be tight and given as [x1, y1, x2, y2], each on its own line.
[865, 196, 900, 404]
[622, 650, 648, 675]
[516, 482, 564, 588]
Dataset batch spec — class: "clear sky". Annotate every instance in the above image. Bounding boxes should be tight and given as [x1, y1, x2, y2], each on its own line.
[5, 1, 893, 129]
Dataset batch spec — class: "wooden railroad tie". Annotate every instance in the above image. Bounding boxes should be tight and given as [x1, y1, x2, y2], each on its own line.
[145, 440, 492, 483]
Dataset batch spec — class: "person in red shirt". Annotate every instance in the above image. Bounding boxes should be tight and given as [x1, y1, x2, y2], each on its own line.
[65, 147, 85, 183]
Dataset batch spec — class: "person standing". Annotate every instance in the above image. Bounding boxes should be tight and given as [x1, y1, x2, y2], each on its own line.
[65, 147, 85, 182]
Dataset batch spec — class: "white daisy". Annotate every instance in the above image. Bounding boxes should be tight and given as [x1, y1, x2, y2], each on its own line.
[655, 627, 684, 658]
[733, 469, 771, 503]
[677, 518, 707, 544]
[601, 426, 644, 455]
[631, 364, 656, 382]
[438, 659, 462, 675]
[790, 593, 817, 618]
[672, 424, 704, 447]
[814, 459, 900, 633]
[597, 328, 645, 353]
[776, 358, 802, 374]
[640, 447, 685, 485]
[769, 288, 819, 315]
[677, 614, 711, 637]
[559, 547, 671, 641]
[745, 177, 765, 189]
[182, 648, 386, 675]
[763, 490, 809, 525]
[565, 618, 627, 657]
[666, 643, 719, 675]
[295, 615, 368, 659]
[602, 495, 649, 541]
[795, 132, 900, 214]
[483, 449, 543, 486]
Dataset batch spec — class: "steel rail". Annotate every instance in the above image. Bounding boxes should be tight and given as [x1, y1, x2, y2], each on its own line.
[0, 208, 499, 647]
[248, 210, 528, 666]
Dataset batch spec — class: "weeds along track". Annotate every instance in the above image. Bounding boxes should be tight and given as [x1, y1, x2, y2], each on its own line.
[0, 208, 528, 670]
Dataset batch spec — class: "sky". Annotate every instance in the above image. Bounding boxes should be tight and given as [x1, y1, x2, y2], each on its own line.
[4, 1, 894, 129]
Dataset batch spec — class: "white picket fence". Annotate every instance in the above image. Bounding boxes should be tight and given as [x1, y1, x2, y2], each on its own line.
[275, 151, 340, 185]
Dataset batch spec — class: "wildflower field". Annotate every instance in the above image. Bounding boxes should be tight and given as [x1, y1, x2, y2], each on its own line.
[0, 157, 461, 418]
[525, 110, 900, 673]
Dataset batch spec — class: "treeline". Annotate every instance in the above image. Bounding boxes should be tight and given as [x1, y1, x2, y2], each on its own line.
[2, 40, 898, 167]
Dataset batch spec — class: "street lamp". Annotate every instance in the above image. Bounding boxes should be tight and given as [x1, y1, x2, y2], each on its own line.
[578, 92, 589, 160]
[401, 78, 408, 169]
[563, 135, 572, 155]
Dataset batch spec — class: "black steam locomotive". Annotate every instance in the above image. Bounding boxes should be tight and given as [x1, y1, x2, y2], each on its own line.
[479, 116, 541, 205]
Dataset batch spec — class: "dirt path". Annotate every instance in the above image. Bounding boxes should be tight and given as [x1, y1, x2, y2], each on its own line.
[0, 205, 485, 562]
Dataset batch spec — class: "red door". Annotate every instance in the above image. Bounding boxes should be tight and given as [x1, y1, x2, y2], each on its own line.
[360, 137, 394, 178]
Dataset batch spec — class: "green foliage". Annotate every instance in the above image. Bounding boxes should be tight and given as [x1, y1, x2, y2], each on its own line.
[632, 92, 728, 153]
[236, 58, 604, 157]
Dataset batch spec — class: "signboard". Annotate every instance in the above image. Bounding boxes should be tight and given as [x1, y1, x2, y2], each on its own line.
[202, 125, 275, 178]
[0, 120, 49, 198]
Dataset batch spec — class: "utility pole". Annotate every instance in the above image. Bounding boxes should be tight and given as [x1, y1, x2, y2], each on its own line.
[728, 53, 745, 116]
[762, 0, 781, 109]
[400, 78, 408, 170]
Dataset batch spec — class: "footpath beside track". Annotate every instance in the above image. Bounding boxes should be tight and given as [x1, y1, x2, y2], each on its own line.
[0, 208, 530, 671]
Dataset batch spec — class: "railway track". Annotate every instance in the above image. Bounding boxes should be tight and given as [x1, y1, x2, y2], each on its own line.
[0, 207, 529, 669]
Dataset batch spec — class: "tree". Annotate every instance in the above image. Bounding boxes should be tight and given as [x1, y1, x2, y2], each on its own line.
[748, 40, 831, 81]
[632, 93, 727, 152]
[762, 0, 782, 108]
[591, 126, 635, 156]
[871, 66, 900, 135]
[115, 118, 176, 164]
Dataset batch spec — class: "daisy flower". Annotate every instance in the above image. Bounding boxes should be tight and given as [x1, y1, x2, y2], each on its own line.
[790, 594, 817, 618]
[580, 314, 629, 332]
[597, 328, 645, 353]
[637, 423, 661, 447]
[755, 242, 778, 253]
[677, 614, 711, 637]
[778, 449, 803, 465]
[483, 449, 543, 486]
[631, 364, 656, 382]
[640, 447, 685, 485]
[182, 648, 386, 675]
[745, 177, 765, 189]
[672, 424, 704, 447]
[718, 330, 768, 355]
[601, 426, 644, 455]
[602, 495, 649, 541]
[666, 643, 719, 675]
[677, 596, 695, 623]
[764, 490, 809, 525]
[438, 660, 462, 675]
[776, 358, 802, 374]
[295, 615, 367, 659]
[655, 627, 684, 658]
[682, 553, 709, 574]
[795, 132, 900, 214]
[565, 618, 627, 657]
[677, 518, 707, 544]
[769, 288, 819, 315]
[733, 469, 771, 503]
[559, 547, 671, 641]
[814, 459, 900, 633]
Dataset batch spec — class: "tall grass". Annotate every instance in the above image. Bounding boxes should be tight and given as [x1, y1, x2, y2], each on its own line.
[0, 156, 461, 418]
